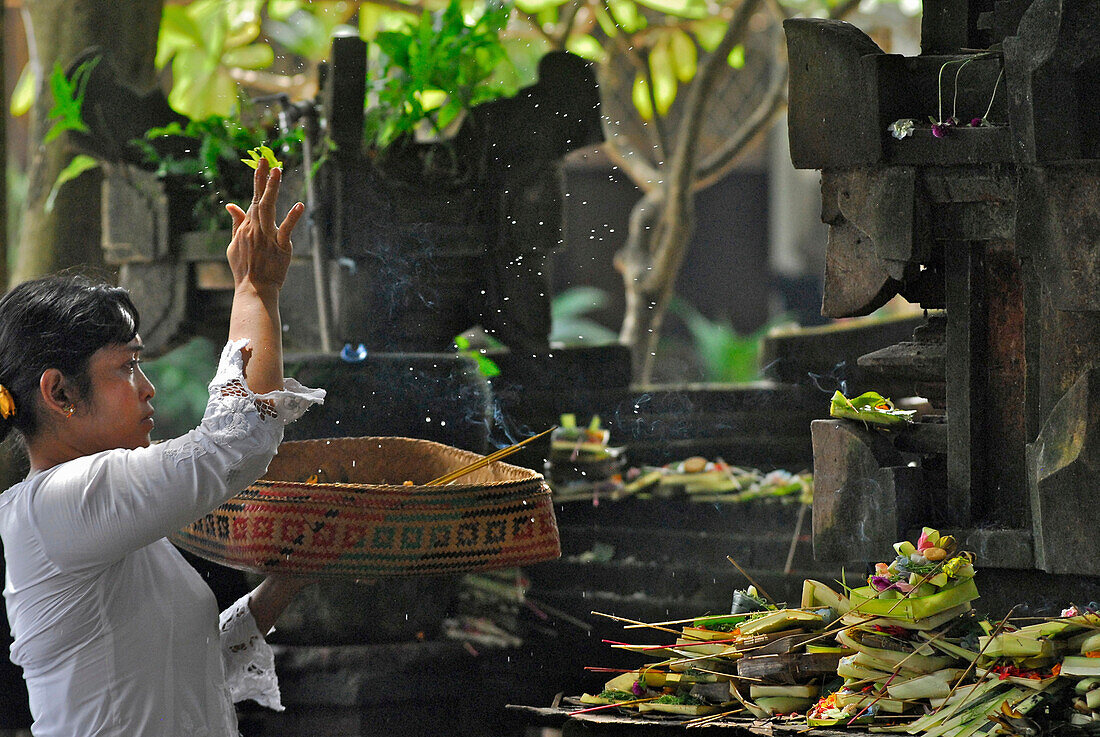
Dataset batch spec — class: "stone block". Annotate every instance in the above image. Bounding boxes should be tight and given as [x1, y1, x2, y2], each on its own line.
[101, 163, 169, 264]
[784, 19, 885, 169]
[1004, 0, 1100, 162]
[819, 167, 929, 317]
[1017, 165, 1100, 313]
[1028, 368, 1100, 574]
[811, 419, 926, 562]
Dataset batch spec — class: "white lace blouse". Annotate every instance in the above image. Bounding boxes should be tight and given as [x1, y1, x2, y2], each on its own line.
[0, 340, 325, 737]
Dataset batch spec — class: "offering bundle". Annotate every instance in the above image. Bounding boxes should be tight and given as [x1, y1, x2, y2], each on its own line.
[546, 414, 624, 485]
[576, 587, 843, 721]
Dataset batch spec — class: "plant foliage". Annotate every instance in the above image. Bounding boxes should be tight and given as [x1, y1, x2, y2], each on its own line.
[45, 58, 99, 143]
[133, 116, 303, 230]
[365, 0, 515, 150]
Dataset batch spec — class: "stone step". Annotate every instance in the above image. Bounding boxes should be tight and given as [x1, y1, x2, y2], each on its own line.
[555, 527, 816, 570]
[529, 559, 855, 604]
[552, 497, 810, 533]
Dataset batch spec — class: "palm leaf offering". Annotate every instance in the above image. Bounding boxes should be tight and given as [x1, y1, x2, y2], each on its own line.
[562, 526, 1100, 733]
[241, 144, 284, 170]
[830, 391, 917, 428]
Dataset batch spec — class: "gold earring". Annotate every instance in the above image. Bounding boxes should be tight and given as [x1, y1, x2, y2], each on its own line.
[63, 404, 75, 418]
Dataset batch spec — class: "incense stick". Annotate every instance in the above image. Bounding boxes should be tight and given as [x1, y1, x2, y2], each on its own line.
[725, 555, 777, 604]
[931, 605, 1018, 716]
[784, 502, 809, 574]
[425, 427, 554, 486]
[624, 613, 743, 628]
[569, 696, 660, 714]
[590, 610, 699, 638]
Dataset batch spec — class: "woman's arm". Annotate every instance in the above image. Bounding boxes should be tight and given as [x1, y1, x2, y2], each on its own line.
[28, 163, 319, 572]
[224, 159, 304, 394]
[247, 575, 316, 634]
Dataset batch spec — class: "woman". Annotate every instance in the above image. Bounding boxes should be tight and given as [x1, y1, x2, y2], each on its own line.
[0, 159, 325, 736]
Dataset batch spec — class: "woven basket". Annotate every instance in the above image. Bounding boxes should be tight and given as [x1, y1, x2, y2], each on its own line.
[171, 436, 560, 578]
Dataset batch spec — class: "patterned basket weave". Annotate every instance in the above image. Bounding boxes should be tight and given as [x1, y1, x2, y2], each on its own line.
[171, 436, 560, 578]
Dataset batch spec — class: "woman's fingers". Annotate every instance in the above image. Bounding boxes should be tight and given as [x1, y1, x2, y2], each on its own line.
[250, 158, 269, 216]
[277, 202, 306, 250]
[258, 165, 282, 227]
[226, 203, 247, 235]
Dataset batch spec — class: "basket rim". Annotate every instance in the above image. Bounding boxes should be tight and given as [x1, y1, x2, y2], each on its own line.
[262, 435, 546, 491]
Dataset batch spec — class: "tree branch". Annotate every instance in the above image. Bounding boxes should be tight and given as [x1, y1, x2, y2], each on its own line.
[693, 32, 788, 188]
[643, 0, 766, 293]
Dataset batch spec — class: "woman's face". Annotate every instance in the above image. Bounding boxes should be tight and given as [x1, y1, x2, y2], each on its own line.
[69, 339, 156, 453]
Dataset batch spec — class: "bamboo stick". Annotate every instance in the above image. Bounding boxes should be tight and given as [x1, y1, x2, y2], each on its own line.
[725, 555, 777, 604]
[590, 610, 694, 638]
[684, 707, 744, 727]
[425, 427, 554, 486]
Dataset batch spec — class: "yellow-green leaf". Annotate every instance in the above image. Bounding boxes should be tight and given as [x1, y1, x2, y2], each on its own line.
[692, 17, 727, 53]
[358, 3, 384, 40]
[667, 29, 698, 82]
[515, 0, 569, 12]
[414, 89, 448, 112]
[565, 34, 606, 63]
[634, 0, 707, 18]
[157, 6, 206, 68]
[268, 0, 299, 20]
[632, 74, 654, 121]
[594, 4, 620, 37]
[648, 42, 678, 116]
[241, 144, 284, 169]
[46, 155, 99, 213]
[9, 63, 35, 117]
[222, 43, 275, 69]
[727, 43, 745, 69]
[608, 0, 646, 33]
[169, 61, 239, 119]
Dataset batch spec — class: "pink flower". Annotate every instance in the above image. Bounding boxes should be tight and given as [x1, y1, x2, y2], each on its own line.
[970, 118, 983, 127]
[932, 123, 946, 138]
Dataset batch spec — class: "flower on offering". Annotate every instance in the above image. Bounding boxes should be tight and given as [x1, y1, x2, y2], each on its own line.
[888, 118, 916, 140]
[864, 527, 974, 600]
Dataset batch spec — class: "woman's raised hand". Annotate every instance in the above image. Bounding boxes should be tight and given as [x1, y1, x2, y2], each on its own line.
[225, 159, 305, 293]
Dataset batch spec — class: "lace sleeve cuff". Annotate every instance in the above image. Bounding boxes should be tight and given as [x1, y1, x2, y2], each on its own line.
[210, 339, 325, 425]
[219, 593, 284, 711]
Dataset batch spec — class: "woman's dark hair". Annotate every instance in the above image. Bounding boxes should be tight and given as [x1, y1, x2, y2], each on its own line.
[0, 275, 139, 443]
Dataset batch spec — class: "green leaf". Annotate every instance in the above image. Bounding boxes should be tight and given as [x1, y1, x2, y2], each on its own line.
[549, 287, 619, 346]
[565, 34, 606, 63]
[267, 0, 300, 20]
[515, 0, 569, 12]
[829, 391, 916, 427]
[607, 0, 646, 33]
[241, 144, 284, 169]
[632, 74, 654, 121]
[157, 6, 206, 69]
[221, 43, 275, 69]
[169, 58, 239, 118]
[648, 38, 678, 116]
[691, 17, 727, 52]
[9, 63, 35, 117]
[45, 57, 100, 144]
[727, 43, 745, 69]
[45, 155, 99, 213]
[635, 0, 708, 18]
[667, 29, 698, 82]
